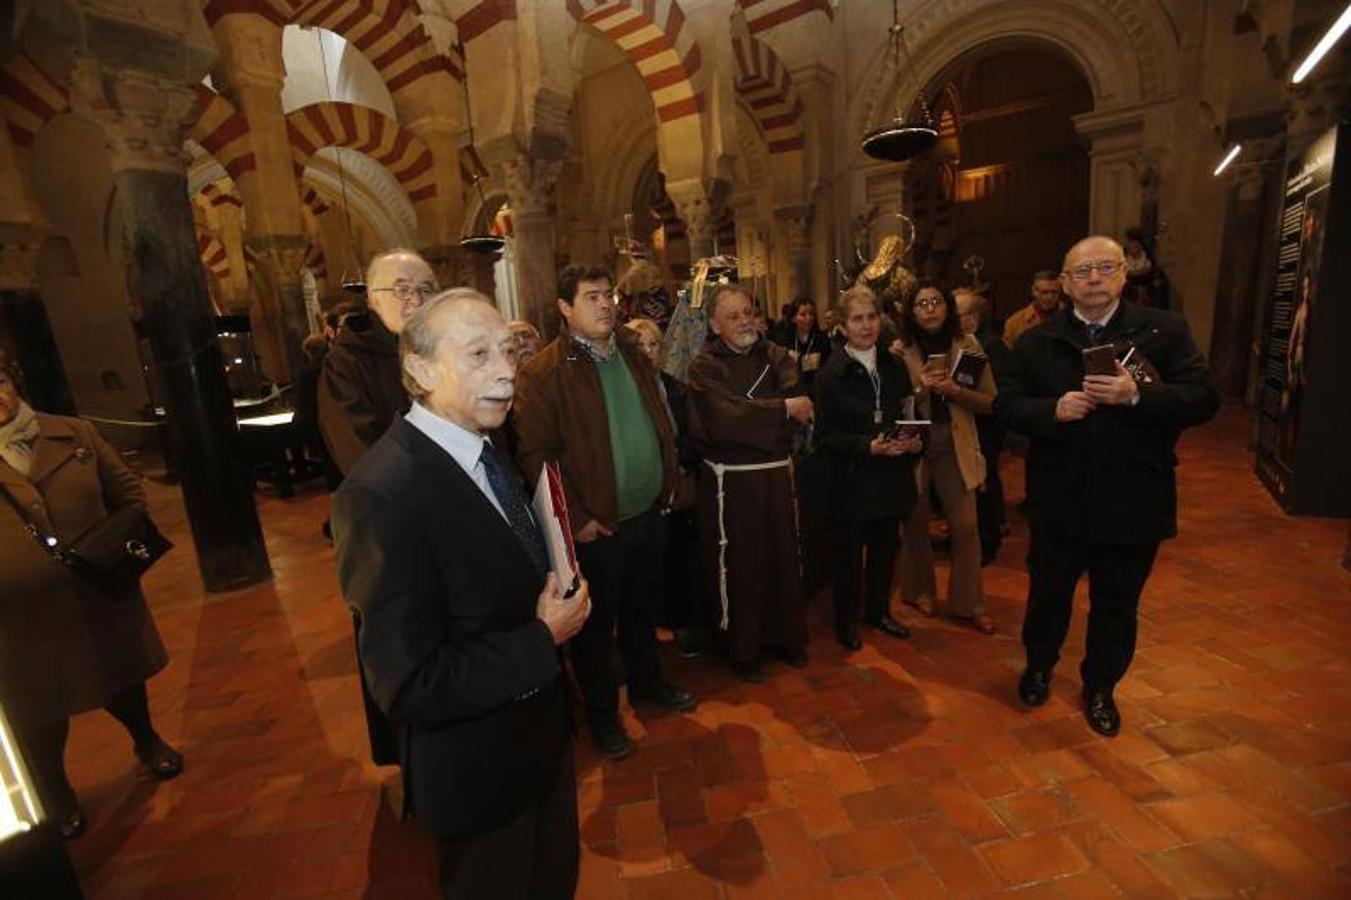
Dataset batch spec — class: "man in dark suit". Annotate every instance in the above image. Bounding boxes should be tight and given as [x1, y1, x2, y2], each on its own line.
[332, 288, 591, 899]
[996, 236, 1219, 737]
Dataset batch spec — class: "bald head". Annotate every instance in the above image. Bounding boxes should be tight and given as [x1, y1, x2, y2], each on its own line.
[400, 289, 516, 433]
[367, 248, 437, 334]
[1060, 235, 1128, 320]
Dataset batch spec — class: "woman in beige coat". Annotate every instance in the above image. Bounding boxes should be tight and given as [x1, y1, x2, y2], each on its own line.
[893, 281, 998, 634]
[0, 352, 181, 839]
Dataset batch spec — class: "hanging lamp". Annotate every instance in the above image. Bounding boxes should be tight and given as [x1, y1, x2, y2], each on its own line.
[861, 0, 937, 162]
[457, 44, 507, 255]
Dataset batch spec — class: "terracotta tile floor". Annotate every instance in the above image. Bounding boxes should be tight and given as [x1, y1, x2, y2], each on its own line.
[61, 406, 1351, 898]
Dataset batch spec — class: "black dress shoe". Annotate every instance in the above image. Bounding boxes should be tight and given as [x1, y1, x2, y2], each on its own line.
[733, 661, 765, 683]
[864, 614, 910, 640]
[630, 681, 696, 713]
[1018, 668, 1051, 707]
[591, 722, 635, 760]
[1083, 689, 1121, 737]
[135, 737, 184, 780]
[57, 809, 87, 840]
[837, 630, 862, 652]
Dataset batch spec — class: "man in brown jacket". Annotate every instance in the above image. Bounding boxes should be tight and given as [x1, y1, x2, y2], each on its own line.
[514, 264, 695, 760]
[1002, 270, 1064, 349]
[319, 248, 438, 475]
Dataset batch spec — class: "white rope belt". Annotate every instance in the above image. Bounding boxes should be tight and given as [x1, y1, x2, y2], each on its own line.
[705, 457, 792, 629]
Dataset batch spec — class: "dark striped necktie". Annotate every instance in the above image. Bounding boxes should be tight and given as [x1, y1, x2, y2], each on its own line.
[479, 443, 549, 574]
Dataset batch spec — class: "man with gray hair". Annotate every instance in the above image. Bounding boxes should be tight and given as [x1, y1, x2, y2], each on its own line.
[996, 235, 1218, 737]
[319, 248, 438, 475]
[333, 289, 589, 899]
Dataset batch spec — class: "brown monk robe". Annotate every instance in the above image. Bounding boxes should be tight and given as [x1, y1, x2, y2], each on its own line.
[686, 285, 810, 680]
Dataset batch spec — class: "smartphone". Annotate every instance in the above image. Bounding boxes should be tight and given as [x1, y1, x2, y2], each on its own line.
[1082, 344, 1117, 377]
[924, 353, 948, 374]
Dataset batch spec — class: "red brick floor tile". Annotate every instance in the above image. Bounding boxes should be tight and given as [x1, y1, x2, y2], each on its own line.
[666, 817, 761, 870]
[881, 859, 950, 899]
[1146, 791, 1261, 841]
[782, 772, 853, 838]
[927, 776, 1011, 843]
[623, 866, 723, 900]
[978, 832, 1090, 886]
[987, 787, 1083, 835]
[817, 821, 918, 876]
[1065, 777, 1180, 852]
[901, 817, 1002, 894]
[751, 808, 830, 887]
[839, 780, 934, 828]
[1142, 838, 1268, 896]
[615, 799, 670, 878]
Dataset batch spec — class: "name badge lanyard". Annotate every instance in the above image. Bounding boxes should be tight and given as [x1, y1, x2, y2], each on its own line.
[867, 364, 883, 425]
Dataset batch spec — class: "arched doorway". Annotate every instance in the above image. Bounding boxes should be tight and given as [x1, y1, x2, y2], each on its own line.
[903, 43, 1092, 321]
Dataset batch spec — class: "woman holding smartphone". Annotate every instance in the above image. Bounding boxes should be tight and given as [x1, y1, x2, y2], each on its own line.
[815, 285, 923, 650]
[894, 280, 998, 634]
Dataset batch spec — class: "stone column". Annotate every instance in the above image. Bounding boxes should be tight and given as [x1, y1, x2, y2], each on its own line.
[667, 179, 717, 263]
[775, 205, 811, 302]
[1073, 104, 1148, 242]
[0, 225, 77, 414]
[498, 154, 563, 334]
[71, 57, 270, 591]
[210, 14, 311, 386]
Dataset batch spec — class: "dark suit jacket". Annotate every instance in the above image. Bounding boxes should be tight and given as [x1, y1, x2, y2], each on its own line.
[994, 303, 1219, 545]
[813, 347, 919, 522]
[332, 418, 569, 840]
[319, 315, 408, 475]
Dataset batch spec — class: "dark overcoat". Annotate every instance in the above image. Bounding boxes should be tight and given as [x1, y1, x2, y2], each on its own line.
[0, 414, 167, 730]
[994, 304, 1220, 544]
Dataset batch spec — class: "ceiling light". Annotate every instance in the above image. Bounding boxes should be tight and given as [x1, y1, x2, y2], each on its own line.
[1213, 144, 1242, 176]
[1292, 2, 1351, 83]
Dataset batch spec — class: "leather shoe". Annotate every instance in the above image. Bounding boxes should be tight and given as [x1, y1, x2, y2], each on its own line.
[837, 630, 862, 652]
[630, 681, 696, 713]
[1018, 668, 1051, 707]
[135, 737, 184, 780]
[591, 722, 635, 761]
[733, 661, 765, 683]
[1083, 689, 1121, 737]
[56, 808, 87, 840]
[864, 614, 910, 640]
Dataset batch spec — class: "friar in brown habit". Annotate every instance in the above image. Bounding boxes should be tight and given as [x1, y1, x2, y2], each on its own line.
[686, 283, 813, 682]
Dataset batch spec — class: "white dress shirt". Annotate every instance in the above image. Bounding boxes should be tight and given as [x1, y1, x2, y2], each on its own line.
[405, 402, 506, 521]
[1072, 299, 1120, 329]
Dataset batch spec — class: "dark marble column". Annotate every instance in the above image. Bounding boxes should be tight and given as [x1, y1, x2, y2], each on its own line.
[0, 288, 77, 415]
[114, 168, 271, 591]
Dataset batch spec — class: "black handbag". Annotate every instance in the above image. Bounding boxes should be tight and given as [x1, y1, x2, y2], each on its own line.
[2, 488, 172, 593]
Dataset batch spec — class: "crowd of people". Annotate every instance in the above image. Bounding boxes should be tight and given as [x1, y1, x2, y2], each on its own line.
[0, 227, 1217, 899]
[317, 233, 1218, 897]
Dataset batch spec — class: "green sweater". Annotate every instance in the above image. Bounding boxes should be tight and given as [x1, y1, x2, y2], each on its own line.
[596, 352, 663, 520]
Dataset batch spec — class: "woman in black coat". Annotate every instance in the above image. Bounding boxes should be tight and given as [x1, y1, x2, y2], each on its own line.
[773, 297, 832, 390]
[814, 285, 923, 650]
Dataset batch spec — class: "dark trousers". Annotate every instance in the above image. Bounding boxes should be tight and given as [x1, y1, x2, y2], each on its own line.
[571, 508, 666, 729]
[833, 516, 900, 636]
[976, 422, 1006, 561]
[1022, 531, 1160, 690]
[662, 507, 705, 633]
[17, 682, 156, 814]
[437, 743, 579, 900]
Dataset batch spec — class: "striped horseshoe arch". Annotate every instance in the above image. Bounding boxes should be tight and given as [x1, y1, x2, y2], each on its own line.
[285, 102, 436, 204]
[0, 52, 68, 147]
[566, 0, 704, 124]
[731, 35, 804, 154]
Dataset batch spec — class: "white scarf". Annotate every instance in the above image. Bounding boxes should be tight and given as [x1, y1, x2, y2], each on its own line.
[0, 401, 39, 477]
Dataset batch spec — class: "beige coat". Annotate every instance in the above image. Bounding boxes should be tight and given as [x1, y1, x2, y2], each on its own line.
[0, 414, 167, 729]
[895, 333, 997, 492]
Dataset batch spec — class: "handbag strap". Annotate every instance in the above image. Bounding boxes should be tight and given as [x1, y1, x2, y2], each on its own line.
[0, 482, 60, 554]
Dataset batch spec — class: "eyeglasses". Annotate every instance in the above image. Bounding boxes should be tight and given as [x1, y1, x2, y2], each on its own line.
[913, 296, 945, 311]
[371, 283, 438, 302]
[1064, 260, 1122, 281]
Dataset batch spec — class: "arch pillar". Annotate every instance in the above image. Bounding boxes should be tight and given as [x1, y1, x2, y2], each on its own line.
[1072, 103, 1150, 246]
[65, 9, 270, 592]
[210, 13, 311, 385]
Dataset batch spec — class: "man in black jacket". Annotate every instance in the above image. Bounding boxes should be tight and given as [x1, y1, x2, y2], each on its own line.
[996, 236, 1219, 737]
[333, 289, 591, 898]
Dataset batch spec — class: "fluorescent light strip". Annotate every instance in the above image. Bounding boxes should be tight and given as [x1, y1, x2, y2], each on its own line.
[1213, 144, 1242, 176]
[1292, 2, 1351, 83]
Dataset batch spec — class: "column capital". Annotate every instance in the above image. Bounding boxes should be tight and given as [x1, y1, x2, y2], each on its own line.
[245, 233, 309, 286]
[70, 57, 200, 175]
[497, 154, 563, 219]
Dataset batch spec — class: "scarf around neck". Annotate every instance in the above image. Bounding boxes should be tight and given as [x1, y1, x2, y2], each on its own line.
[0, 401, 40, 477]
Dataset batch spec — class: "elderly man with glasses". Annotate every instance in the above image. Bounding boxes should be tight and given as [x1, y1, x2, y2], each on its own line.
[995, 235, 1218, 737]
[319, 247, 438, 767]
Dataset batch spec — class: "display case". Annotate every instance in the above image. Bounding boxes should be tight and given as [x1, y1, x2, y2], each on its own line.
[0, 705, 83, 897]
